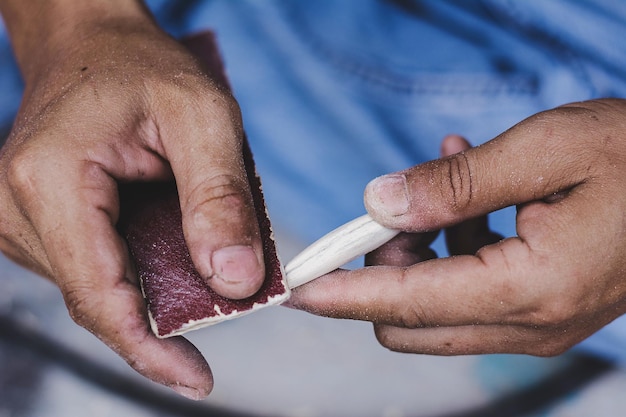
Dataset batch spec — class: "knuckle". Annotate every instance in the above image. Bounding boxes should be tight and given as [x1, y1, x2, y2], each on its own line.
[188, 174, 248, 209]
[185, 174, 252, 228]
[61, 266, 126, 331]
[394, 269, 432, 328]
[152, 70, 241, 119]
[6, 149, 40, 197]
[438, 153, 475, 215]
[540, 308, 572, 328]
[527, 294, 578, 329]
[63, 284, 101, 329]
[202, 86, 240, 114]
[399, 302, 431, 329]
[193, 88, 243, 135]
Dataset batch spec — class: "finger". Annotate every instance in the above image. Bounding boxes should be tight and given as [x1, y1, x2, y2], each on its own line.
[439, 134, 503, 255]
[290, 239, 535, 328]
[372, 323, 581, 357]
[156, 90, 264, 299]
[64, 278, 213, 399]
[364, 107, 593, 231]
[8, 147, 213, 398]
[372, 297, 622, 356]
[365, 231, 438, 267]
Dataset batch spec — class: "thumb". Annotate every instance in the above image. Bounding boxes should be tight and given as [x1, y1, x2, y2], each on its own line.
[364, 110, 590, 231]
[158, 91, 265, 300]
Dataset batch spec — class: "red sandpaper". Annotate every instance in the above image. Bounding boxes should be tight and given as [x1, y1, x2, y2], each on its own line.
[118, 32, 289, 338]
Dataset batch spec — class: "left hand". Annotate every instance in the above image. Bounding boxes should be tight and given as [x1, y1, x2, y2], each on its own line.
[0, 2, 264, 398]
[289, 99, 626, 357]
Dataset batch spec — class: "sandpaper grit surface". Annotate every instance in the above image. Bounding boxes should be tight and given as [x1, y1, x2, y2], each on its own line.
[118, 32, 289, 338]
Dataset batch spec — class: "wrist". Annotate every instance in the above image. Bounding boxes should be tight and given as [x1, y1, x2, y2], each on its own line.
[0, 0, 156, 84]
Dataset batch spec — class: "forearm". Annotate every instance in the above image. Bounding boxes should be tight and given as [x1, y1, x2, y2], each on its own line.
[0, 0, 154, 84]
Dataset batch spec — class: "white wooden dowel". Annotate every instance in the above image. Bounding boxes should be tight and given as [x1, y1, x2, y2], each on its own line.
[285, 214, 400, 289]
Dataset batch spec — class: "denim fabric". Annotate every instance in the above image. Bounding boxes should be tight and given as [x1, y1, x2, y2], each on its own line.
[0, 19, 21, 141]
[2, 1, 626, 364]
[157, 0, 626, 240]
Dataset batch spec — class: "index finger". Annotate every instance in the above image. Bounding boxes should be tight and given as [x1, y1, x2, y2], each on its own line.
[9, 147, 213, 398]
[290, 237, 537, 328]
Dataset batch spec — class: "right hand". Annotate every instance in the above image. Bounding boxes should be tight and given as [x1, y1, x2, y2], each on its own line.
[291, 99, 626, 360]
[0, 2, 264, 399]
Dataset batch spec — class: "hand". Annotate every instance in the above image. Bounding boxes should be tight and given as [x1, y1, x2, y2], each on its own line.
[290, 99, 626, 358]
[0, 1, 264, 398]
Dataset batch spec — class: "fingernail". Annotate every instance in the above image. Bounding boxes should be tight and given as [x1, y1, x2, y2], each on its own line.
[170, 384, 202, 400]
[366, 174, 410, 217]
[211, 245, 262, 285]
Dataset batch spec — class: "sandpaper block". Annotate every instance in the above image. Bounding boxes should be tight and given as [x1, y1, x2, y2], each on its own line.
[118, 32, 289, 338]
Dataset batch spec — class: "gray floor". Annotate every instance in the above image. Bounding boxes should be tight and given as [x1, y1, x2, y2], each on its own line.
[2, 235, 626, 417]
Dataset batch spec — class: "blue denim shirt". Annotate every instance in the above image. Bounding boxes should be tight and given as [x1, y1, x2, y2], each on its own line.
[2, 0, 626, 364]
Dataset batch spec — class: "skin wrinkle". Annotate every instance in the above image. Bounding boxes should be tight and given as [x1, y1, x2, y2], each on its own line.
[183, 175, 250, 216]
[447, 151, 473, 212]
[64, 284, 102, 330]
[400, 291, 432, 329]
[83, 117, 164, 175]
[184, 186, 256, 261]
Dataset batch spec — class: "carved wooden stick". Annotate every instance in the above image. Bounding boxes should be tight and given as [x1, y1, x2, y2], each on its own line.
[285, 214, 400, 288]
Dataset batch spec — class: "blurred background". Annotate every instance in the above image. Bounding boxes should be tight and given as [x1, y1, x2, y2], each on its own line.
[3, 1, 626, 416]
